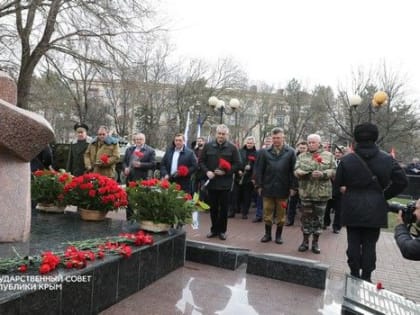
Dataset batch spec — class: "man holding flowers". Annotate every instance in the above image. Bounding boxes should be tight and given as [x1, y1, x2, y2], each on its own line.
[160, 133, 197, 194]
[123, 132, 156, 220]
[237, 136, 258, 220]
[199, 124, 241, 240]
[84, 126, 119, 178]
[294, 134, 336, 254]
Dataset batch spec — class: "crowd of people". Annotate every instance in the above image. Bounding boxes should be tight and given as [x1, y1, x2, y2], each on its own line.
[33, 121, 420, 281]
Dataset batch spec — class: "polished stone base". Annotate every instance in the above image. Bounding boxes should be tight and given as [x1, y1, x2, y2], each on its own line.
[186, 240, 328, 290]
[186, 240, 249, 270]
[247, 253, 328, 289]
[0, 211, 186, 314]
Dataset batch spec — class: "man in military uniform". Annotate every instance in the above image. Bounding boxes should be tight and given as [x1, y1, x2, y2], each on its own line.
[294, 134, 336, 254]
[66, 123, 90, 176]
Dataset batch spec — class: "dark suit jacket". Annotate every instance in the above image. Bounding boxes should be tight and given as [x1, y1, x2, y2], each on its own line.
[160, 145, 197, 193]
[123, 144, 156, 182]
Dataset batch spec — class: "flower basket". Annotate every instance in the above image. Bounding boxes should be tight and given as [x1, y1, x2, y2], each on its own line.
[139, 220, 171, 232]
[126, 179, 209, 230]
[36, 203, 66, 213]
[31, 170, 71, 209]
[79, 208, 108, 221]
[63, 173, 128, 218]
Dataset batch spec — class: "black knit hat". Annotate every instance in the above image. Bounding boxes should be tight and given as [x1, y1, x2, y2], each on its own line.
[354, 122, 378, 143]
[74, 122, 89, 132]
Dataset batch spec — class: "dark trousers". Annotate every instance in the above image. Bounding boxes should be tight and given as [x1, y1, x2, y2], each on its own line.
[287, 194, 300, 224]
[238, 182, 254, 215]
[324, 197, 342, 230]
[255, 194, 263, 219]
[208, 189, 230, 234]
[323, 199, 334, 227]
[228, 182, 240, 215]
[346, 226, 380, 279]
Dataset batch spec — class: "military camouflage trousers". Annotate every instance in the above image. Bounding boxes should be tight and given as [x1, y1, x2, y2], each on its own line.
[300, 200, 327, 235]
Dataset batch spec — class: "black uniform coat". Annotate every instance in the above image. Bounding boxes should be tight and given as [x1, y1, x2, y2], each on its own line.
[66, 140, 89, 176]
[334, 143, 408, 228]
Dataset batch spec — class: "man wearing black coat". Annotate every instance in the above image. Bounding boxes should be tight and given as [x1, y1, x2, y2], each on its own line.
[199, 124, 241, 240]
[255, 127, 297, 244]
[334, 122, 408, 282]
[160, 133, 197, 194]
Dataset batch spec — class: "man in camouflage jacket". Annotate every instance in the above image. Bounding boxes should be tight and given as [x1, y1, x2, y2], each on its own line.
[294, 134, 336, 254]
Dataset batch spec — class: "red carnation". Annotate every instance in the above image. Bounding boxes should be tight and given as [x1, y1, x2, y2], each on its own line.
[134, 150, 144, 159]
[218, 158, 232, 171]
[376, 282, 384, 290]
[177, 165, 189, 177]
[100, 154, 109, 165]
[160, 179, 170, 189]
[39, 263, 51, 274]
[248, 155, 256, 162]
[312, 153, 323, 164]
[18, 265, 27, 273]
[281, 201, 288, 209]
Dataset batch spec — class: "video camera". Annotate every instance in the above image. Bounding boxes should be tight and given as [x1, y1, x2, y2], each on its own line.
[388, 200, 417, 225]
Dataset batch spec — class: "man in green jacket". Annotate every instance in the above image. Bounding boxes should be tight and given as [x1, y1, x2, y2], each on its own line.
[294, 134, 336, 254]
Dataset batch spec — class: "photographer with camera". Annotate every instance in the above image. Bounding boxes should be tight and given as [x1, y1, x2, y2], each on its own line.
[394, 199, 420, 260]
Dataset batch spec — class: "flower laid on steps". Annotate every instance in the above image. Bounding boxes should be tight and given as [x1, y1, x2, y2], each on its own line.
[0, 231, 154, 274]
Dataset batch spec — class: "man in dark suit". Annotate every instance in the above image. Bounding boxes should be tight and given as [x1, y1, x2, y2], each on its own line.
[123, 132, 156, 220]
[160, 133, 197, 194]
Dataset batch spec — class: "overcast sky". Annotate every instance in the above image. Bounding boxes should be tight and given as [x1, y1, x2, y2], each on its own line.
[162, 0, 420, 100]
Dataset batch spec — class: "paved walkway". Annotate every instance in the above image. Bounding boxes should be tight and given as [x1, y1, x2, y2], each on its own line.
[183, 209, 420, 304]
[104, 207, 420, 314]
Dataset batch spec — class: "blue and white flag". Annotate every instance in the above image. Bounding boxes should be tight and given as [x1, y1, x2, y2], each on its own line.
[184, 110, 191, 146]
[196, 113, 202, 138]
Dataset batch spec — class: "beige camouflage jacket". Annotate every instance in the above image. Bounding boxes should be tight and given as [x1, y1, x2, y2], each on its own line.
[294, 149, 336, 201]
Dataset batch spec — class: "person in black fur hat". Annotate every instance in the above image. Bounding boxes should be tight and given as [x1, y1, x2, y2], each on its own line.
[334, 122, 408, 282]
[353, 122, 379, 143]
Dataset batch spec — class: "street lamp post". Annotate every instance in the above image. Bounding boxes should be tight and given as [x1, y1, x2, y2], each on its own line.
[348, 94, 362, 132]
[348, 92, 389, 138]
[208, 96, 240, 143]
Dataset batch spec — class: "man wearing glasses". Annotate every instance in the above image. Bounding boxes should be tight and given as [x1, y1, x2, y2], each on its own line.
[84, 126, 120, 178]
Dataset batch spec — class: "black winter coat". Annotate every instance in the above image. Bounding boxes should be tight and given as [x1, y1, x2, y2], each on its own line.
[255, 144, 296, 198]
[199, 140, 241, 190]
[334, 143, 408, 228]
[238, 146, 257, 185]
